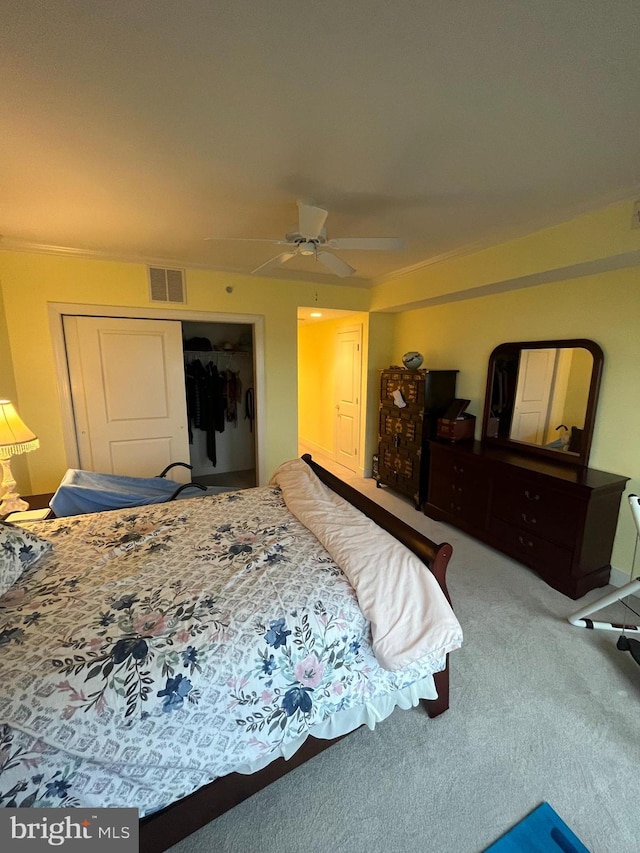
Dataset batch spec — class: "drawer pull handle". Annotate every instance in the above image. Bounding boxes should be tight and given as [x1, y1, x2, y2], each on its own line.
[521, 513, 537, 525]
[518, 535, 534, 548]
[453, 464, 465, 474]
[524, 490, 540, 501]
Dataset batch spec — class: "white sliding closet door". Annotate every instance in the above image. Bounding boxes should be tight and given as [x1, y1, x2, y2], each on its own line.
[63, 316, 190, 481]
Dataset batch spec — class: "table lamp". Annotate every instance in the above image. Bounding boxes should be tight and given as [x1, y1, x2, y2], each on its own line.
[0, 400, 39, 516]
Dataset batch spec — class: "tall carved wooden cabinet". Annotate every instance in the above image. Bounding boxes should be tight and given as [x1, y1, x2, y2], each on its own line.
[376, 368, 458, 507]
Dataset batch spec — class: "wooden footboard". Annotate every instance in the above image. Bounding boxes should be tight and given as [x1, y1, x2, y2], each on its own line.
[140, 455, 454, 853]
[300, 455, 453, 721]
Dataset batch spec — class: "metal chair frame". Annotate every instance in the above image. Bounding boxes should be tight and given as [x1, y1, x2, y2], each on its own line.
[568, 494, 640, 633]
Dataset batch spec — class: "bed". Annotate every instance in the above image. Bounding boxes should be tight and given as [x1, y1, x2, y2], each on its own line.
[0, 454, 462, 851]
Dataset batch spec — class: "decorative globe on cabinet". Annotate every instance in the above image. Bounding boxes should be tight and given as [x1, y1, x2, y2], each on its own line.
[402, 351, 424, 369]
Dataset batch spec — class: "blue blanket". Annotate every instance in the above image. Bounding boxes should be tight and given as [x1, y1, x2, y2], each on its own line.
[49, 469, 197, 516]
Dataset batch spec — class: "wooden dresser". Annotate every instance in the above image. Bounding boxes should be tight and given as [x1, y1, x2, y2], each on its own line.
[425, 440, 629, 599]
[375, 368, 457, 507]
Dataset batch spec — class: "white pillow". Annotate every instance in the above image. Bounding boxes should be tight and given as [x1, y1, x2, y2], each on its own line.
[0, 521, 52, 597]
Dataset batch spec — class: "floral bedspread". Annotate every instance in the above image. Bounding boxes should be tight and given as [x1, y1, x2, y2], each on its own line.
[0, 482, 454, 814]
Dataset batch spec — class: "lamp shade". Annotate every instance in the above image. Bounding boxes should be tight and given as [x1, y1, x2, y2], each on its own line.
[0, 400, 39, 457]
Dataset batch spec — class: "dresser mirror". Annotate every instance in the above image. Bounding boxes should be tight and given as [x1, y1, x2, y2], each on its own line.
[481, 339, 603, 467]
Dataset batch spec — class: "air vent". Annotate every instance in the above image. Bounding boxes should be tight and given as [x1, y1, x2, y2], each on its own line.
[148, 267, 186, 303]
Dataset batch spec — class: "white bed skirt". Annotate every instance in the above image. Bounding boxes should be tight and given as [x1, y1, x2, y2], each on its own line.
[233, 671, 439, 773]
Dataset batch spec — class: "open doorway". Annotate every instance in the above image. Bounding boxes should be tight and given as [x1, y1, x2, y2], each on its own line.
[182, 320, 256, 489]
[297, 307, 365, 477]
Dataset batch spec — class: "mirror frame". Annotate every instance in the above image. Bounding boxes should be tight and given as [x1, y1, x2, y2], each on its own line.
[481, 338, 604, 468]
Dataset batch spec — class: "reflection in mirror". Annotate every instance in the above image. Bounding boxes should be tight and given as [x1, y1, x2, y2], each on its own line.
[494, 347, 592, 453]
[483, 339, 603, 467]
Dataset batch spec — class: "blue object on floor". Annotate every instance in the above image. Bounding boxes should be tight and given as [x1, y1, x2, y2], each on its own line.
[484, 802, 591, 852]
[49, 468, 208, 517]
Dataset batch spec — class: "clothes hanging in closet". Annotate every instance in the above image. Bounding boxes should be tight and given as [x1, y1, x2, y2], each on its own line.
[223, 369, 242, 425]
[185, 359, 226, 465]
[244, 387, 255, 432]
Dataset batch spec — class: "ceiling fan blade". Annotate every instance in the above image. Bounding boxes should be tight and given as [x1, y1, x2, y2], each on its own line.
[251, 251, 297, 275]
[297, 202, 328, 239]
[317, 251, 356, 278]
[204, 236, 289, 244]
[327, 237, 405, 251]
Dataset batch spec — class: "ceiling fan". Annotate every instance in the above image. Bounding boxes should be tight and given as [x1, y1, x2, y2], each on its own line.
[207, 201, 405, 277]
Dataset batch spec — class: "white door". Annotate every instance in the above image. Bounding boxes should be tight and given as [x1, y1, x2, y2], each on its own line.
[510, 348, 557, 445]
[334, 325, 362, 471]
[63, 316, 191, 481]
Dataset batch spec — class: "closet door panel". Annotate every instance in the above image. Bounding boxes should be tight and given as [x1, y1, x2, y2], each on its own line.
[64, 316, 190, 480]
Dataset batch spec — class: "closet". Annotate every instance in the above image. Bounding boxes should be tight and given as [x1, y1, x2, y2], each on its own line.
[60, 310, 262, 492]
[181, 321, 256, 490]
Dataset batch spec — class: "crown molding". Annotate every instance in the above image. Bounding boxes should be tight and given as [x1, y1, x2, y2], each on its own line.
[372, 186, 640, 286]
[4, 180, 638, 290]
[0, 238, 245, 272]
[0, 238, 373, 286]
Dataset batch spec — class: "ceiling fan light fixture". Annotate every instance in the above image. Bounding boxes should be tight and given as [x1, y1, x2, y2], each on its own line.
[297, 241, 317, 256]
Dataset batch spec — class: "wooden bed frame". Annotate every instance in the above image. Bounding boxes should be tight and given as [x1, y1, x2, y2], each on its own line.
[140, 455, 454, 853]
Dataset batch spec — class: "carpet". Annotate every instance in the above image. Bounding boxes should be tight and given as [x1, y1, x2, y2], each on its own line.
[167, 475, 640, 853]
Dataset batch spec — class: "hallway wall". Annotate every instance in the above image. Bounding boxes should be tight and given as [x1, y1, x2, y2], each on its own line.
[298, 312, 369, 472]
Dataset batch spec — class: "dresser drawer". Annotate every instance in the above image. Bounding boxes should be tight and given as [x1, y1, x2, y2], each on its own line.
[430, 444, 485, 485]
[428, 449, 490, 527]
[429, 478, 488, 526]
[490, 517, 574, 575]
[378, 406, 423, 450]
[492, 475, 583, 549]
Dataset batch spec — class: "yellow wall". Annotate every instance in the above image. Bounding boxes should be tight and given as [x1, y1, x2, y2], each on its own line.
[298, 318, 340, 457]
[0, 283, 30, 493]
[0, 251, 369, 493]
[363, 311, 395, 470]
[563, 347, 592, 430]
[382, 266, 639, 576]
[2, 195, 638, 581]
[371, 197, 640, 312]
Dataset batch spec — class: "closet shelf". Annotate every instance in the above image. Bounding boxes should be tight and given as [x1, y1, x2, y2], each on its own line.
[184, 350, 251, 357]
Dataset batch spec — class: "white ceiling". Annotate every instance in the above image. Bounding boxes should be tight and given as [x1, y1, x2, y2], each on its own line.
[2, 1, 640, 285]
